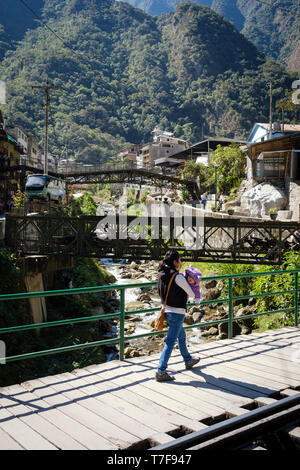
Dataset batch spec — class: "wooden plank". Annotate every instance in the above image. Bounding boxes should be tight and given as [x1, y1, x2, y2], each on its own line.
[83, 364, 206, 421]
[54, 371, 177, 437]
[194, 344, 299, 390]
[0, 407, 57, 450]
[26, 377, 138, 449]
[120, 359, 251, 419]
[0, 389, 86, 450]
[82, 362, 209, 421]
[127, 367, 226, 421]
[0, 426, 24, 450]
[86, 362, 253, 420]
[165, 353, 276, 398]
[220, 338, 300, 374]
[20, 380, 118, 450]
[75, 367, 207, 433]
[280, 388, 300, 397]
[2, 384, 107, 450]
[289, 427, 300, 450]
[38, 372, 175, 435]
[190, 341, 300, 385]
[130, 352, 262, 402]
[254, 396, 278, 407]
[149, 432, 175, 446]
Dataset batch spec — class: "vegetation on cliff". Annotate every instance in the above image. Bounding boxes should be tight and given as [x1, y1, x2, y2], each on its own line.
[0, 1, 298, 163]
[122, 0, 300, 70]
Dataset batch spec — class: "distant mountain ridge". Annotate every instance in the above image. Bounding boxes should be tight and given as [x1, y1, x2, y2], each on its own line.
[0, 0, 298, 164]
[118, 0, 300, 70]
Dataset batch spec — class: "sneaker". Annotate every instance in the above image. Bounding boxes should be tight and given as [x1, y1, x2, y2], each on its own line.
[155, 371, 175, 382]
[185, 357, 200, 369]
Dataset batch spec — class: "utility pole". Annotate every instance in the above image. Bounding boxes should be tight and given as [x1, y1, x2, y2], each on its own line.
[32, 82, 63, 174]
[268, 81, 273, 140]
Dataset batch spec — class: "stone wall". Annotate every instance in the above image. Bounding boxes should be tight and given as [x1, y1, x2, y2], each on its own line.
[288, 181, 300, 221]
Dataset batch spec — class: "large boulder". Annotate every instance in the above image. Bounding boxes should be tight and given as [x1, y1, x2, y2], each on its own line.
[240, 183, 287, 218]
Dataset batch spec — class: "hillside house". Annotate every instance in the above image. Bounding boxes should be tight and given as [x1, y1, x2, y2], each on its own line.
[247, 132, 300, 220]
[0, 127, 22, 199]
[118, 144, 143, 164]
[142, 127, 187, 168]
[248, 122, 300, 143]
[167, 137, 247, 166]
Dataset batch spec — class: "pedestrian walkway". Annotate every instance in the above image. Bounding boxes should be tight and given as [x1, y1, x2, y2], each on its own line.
[0, 327, 300, 450]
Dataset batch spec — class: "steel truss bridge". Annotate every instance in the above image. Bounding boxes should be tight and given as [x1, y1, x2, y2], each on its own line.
[0, 162, 202, 200]
[5, 214, 300, 265]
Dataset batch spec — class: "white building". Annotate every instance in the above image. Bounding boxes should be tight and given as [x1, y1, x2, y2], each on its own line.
[248, 122, 300, 143]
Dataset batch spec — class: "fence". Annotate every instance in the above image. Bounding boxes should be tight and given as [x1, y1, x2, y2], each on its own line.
[0, 268, 299, 364]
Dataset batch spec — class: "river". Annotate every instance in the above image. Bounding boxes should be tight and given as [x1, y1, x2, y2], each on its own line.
[100, 258, 203, 360]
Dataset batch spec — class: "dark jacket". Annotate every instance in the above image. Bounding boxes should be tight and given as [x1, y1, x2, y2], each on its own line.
[158, 265, 188, 309]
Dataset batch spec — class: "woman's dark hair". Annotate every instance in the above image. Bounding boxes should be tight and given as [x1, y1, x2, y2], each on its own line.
[158, 249, 180, 271]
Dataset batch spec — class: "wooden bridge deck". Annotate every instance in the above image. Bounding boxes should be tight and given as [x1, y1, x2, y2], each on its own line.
[1, 327, 300, 450]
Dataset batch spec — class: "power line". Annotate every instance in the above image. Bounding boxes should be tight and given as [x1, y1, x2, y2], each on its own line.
[19, 0, 91, 63]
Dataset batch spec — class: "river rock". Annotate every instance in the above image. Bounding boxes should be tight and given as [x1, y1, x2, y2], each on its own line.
[192, 310, 205, 323]
[121, 272, 132, 279]
[202, 287, 221, 301]
[234, 305, 256, 332]
[107, 273, 117, 283]
[201, 327, 218, 337]
[137, 293, 152, 302]
[125, 301, 145, 312]
[203, 279, 217, 289]
[184, 315, 194, 325]
[130, 261, 139, 269]
[124, 347, 140, 358]
[217, 320, 241, 339]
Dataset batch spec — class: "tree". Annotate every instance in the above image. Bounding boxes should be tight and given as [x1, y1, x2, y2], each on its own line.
[211, 144, 246, 195]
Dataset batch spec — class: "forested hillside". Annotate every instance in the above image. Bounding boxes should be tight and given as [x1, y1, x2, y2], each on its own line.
[0, 0, 298, 163]
[0, 0, 44, 60]
[120, 0, 300, 70]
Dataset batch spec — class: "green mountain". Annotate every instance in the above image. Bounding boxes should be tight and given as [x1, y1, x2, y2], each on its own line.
[0, 0, 298, 164]
[120, 0, 300, 70]
[0, 0, 44, 59]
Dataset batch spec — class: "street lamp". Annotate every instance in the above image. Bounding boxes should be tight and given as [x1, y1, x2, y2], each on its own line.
[213, 162, 218, 210]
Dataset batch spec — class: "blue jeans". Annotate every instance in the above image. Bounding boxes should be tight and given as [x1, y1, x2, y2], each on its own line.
[158, 312, 192, 373]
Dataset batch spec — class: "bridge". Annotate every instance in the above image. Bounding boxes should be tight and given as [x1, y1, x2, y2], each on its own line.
[0, 271, 300, 450]
[0, 161, 202, 200]
[0, 328, 300, 450]
[5, 213, 300, 265]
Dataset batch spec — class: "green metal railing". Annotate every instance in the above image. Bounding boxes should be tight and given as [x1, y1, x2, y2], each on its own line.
[0, 268, 299, 363]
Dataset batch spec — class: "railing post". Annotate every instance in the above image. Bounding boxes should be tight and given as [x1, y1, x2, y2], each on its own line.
[228, 278, 233, 339]
[294, 272, 298, 327]
[119, 287, 125, 361]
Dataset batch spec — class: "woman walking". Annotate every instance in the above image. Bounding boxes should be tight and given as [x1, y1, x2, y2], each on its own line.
[156, 249, 200, 382]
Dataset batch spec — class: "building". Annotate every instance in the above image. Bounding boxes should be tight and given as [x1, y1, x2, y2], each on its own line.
[27, 135, 43, 167]
[6, 125, 28, 155]
[0, 127, 22, 199]
[167, 137, 248, 166]
[247, 132, 300, 220]
[118, 144, 143, 164]
[142, 127, 187, 168]
[248, 122, 300, 143]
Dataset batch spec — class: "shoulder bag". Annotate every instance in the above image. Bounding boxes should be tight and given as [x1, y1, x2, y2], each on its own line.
[154, 272, 177, 331]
